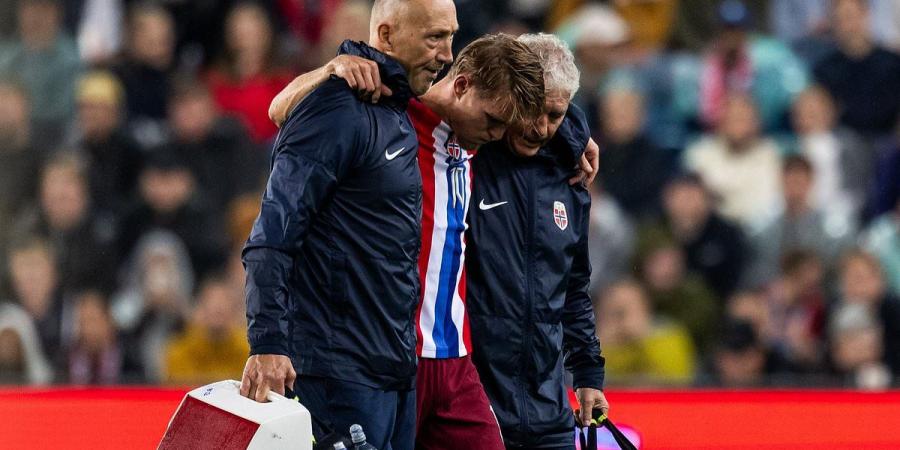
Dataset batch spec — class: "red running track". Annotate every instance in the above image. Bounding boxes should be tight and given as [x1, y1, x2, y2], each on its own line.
[1, 387, 899, 449]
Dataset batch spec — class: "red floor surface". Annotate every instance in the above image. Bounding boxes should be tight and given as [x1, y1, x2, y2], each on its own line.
[1, 387, 899, 449]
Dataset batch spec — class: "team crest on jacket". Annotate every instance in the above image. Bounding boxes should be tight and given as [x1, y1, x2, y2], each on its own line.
[553, 201, 568, 230]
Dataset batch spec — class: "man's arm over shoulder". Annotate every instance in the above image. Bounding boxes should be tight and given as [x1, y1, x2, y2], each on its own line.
[244, 91, 370, 356]
[269, 65, 334, 128]
[562, 196, 605, 391]
[553, 103, 591, 161]
[270, 55, 391, 127]
[554, 103, 600, 185]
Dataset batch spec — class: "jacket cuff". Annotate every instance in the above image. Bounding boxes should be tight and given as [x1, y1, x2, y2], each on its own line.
[249, 341, 290, 357]
[572, 365, 606, 391]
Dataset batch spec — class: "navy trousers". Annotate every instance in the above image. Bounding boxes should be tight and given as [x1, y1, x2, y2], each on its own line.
[294, 375, 416, 450]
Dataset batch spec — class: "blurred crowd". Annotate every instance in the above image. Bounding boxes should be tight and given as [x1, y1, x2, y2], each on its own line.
[0, 0, 899, 390]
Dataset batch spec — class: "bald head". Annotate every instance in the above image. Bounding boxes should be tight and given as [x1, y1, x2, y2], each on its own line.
[369, 0, 457, 45]
[369, 0, 405, 36]
[369, 0, 457, 95]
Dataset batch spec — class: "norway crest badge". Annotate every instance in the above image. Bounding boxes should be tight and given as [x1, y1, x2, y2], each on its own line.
[553, 201, 568, 231]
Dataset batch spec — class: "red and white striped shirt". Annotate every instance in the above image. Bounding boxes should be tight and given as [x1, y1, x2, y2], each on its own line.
[409, 99, 476, 359]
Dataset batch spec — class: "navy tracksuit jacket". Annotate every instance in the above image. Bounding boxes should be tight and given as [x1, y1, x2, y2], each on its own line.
[467, 105, 606, 448]
[242, 40, 421, 392]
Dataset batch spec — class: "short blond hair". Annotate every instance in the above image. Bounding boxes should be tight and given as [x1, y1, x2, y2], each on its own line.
[448, 33, 545, 123]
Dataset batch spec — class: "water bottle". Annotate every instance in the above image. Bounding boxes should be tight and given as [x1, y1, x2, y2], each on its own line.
[349, 424, 378, 450]
[333, 443, 347, 450]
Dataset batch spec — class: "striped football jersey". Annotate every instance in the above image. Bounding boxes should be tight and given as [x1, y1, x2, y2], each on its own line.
[409, 98, 475, 359]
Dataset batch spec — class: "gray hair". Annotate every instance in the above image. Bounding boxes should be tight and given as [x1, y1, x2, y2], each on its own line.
[517, 32, 580, 100]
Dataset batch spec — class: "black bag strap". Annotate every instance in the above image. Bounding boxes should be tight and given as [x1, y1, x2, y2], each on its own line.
[578, 409, 638, 450]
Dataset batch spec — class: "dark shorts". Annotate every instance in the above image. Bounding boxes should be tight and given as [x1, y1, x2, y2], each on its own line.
[415, 355, 505, 450]
[294, 375, 416, 450]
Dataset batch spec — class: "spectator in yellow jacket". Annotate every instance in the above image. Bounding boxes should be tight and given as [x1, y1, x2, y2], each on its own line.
[595, 280, 697, 386]
[163, 275, 248, 386]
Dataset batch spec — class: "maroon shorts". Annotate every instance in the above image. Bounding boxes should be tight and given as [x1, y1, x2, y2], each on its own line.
[415, 355, 505, 450]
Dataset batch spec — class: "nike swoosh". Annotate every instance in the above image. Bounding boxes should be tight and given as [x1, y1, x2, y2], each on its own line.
[479, 199, 508, 210]
[385, 147, 405, 160]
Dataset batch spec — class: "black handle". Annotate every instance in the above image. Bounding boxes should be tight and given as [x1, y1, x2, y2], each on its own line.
[579, 409, 638, 450]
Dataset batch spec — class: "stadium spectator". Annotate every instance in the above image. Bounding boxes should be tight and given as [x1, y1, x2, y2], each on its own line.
[135, 0, 250, 70]
[789, 86, 871, 222]
[814, 0, 900, 136]
[862, 197, 900, 298]
[0, 80, 40, 295]
[769, 0, 834, 65]
[207, 3, 293, 144]
[869, 0, 900, 52]
[647, 173, 747, 299]
[763, 251, 828, 375]
[726, 290, 773, 347]
[633, 234, 719, 353]
[117, 149, 228, 277]
[869, 129, 900, 219]
[596, 280, 697, 386]
[314, 0, 372, 67]
[835, 250, 900, 378]
[113, 3, 176, 148]
[167, 77, 265, 217]
[612, 0, 677, 52]
[226, 193, 260, 248]
[696, 0, 808, 132]
[0, 0, 80, 150]
[829, 303, 892, 389]
[711, 318, 768, 387]
[587, 185, 635, 295]
[668, 0, 769, 52]
[110, 231, 193, 383]
[596, 84, 675, 220]
[224, 243, 247, 301]
[64, 290, 124, 385]
[67, 0, 124, 64]
[13, 152, 118, 294]
[163, 275, 248, 386]
[744, 155, 854, 286]
[769, 0, 830, 45]
[0, 301, 54, 385]
[684, 94, 783, 229]
[6, 236, 64, 362]
[275, 0, 346, 48]
[71, 70, 143, 215]
[555, 3, 629, 119]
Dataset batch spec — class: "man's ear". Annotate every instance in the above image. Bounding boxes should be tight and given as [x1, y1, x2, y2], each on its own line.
[452, 75, 471, 99]
[376, 23, 393, 52]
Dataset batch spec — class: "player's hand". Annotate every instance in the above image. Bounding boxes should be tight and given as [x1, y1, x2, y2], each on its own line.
[326, 55, 393, 103]
[240, 354, 296, 403]
[569, 137, 600, 187]
[575, 387, 609, 426]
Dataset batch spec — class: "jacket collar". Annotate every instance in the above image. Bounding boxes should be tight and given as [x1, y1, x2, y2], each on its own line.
[338, 40, 414, 106]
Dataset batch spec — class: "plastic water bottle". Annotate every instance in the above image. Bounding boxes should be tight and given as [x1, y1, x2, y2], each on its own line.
[333, 443, 347, 450]
[349, 424, 378, 450]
